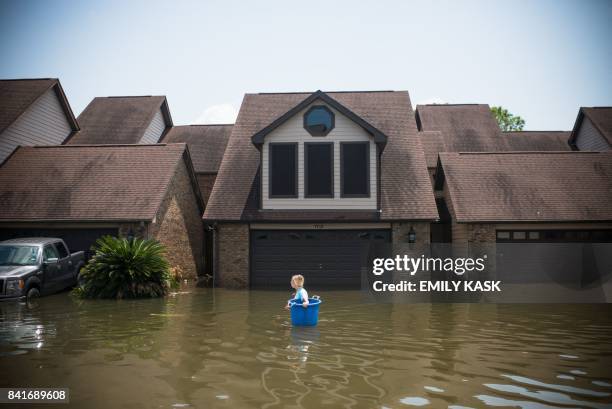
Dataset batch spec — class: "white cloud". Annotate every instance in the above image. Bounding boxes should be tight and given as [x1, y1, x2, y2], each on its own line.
[194, 103, 238, 124]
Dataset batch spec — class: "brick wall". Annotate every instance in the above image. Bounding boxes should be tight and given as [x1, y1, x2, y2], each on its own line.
[216, 223, 249, 288]
[467, 223, 496, 275]
[149, 159, 204, 279]
[468, 224, 496, 243]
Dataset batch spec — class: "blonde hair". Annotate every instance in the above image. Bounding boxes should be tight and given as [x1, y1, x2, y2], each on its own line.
[291, 274, 304, 287]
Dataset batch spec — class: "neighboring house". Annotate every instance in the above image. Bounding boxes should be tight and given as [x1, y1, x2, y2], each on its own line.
[0, 144, 205, 278]
[434, 151, 612, 286]
[161, 124, 232, 204]
[434, 151, 612, 246]
[65, 96, 172, 144]
[0, 78, 79, 163]
[204, 90, 437, 289]
[416, 104, 573, 244]
[569, 107, 612, 151]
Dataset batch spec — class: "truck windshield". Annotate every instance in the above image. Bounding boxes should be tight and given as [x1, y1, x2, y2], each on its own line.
[0, 245, 39, 266]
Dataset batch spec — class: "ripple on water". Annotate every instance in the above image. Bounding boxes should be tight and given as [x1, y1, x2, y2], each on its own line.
[475, 394, 578, 409]
[400, 396, 430, 406]
[593, 381, 612, 388]
[557, 374, 575, 380]
[501, 374, 611, 398]
[484, 383, 612, 409]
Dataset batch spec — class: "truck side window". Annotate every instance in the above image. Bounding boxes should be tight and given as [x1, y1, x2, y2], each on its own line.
[55, 242, 69, 259]
[43, 245, 59, 261]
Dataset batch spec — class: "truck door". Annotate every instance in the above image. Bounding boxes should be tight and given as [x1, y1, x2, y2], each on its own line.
[54, 242, 76, 289]
[42, 245, 61, 294]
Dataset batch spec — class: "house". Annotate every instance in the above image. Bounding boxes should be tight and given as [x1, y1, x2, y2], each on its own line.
[569, 107, 612, 151]
[161, 124, 232, 204]
[0, 144, 205, 277]
[433, 151, 612, 284]
[416, 103, 574, 244]
[65, 96, 173, 145]
[0, 78, 79, 162]
[204, 90, 438, 289]
[434, 151, 612, 266]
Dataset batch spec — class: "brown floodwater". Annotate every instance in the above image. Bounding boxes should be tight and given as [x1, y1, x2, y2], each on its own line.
[1, 286, 612, 409]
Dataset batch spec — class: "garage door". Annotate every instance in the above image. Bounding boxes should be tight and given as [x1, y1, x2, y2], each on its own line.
[496, 229, 612, 286]
[0, 227, 119, 259]
[250, 229, 391, 289]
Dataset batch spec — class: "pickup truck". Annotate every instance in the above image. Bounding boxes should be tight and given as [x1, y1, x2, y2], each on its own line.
[0, 238, 85, 300]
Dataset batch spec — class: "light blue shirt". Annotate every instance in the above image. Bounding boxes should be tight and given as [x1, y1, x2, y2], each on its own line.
[293, 287, 308, 302]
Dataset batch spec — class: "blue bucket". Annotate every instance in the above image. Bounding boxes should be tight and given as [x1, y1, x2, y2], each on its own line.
[289, 298, 322, 326]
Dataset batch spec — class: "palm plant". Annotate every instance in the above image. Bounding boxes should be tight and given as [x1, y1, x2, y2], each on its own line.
[75, 236, 176, 299]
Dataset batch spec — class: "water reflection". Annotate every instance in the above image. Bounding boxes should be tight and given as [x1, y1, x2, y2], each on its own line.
[0, 288, 611, 408]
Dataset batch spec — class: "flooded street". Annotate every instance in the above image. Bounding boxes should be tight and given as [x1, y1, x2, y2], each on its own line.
[1, 287, 611, 408]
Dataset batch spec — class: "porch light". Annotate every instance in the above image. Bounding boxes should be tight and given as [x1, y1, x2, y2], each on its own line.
[407, 226, 416, 243]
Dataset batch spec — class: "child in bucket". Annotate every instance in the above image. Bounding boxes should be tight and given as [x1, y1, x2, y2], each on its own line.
[285, 274, 309, 309]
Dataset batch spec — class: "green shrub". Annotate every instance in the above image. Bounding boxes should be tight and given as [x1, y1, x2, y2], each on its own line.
[75, 236, 176, 299]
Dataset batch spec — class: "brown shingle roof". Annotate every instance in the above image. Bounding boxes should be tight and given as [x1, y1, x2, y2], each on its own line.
[66, 96, 171, 145]
[417, 105, 572, 168]
[569, 107, 612, 148]
[418, 131, 445, 169]
[417, 104, 506, 169]
[438, 151, 612, 222]
[0, 78, 78, 136]
[417, 104, 503, 147]
[205, 91, 437, 221]
[0, 144, 192, 221]
[502, 131, 571, 151]
[162, 124, 232, 173]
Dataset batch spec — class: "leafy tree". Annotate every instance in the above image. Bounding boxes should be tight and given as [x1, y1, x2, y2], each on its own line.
[74, 236, 177, 299]
[491, 106, 525, 131]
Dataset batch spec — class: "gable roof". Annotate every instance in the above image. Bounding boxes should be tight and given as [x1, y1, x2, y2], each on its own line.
[416, 104, 507, 169]
[0, 144, 201, 222]
[251, 90, 388, 147]
[569, 107, 612, 149]
[417, 104, 572, 168]
[161, 124, 232, 173]
[0, 78, 79, 136]
[205, 91, 437, 221]
[66, 96, 172, 145]
[416, 104, 502, 146]
[436, 151, 612, 223]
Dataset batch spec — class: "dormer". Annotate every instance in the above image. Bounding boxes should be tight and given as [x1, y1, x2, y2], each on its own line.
[251, 91, 387, 210]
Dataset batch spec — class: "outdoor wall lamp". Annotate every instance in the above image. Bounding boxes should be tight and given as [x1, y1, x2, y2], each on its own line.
[127, 228, 135, 241]
[407, 226, 416, 244]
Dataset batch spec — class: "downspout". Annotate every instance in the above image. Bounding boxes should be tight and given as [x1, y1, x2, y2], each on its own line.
[209, 223, 217, 288]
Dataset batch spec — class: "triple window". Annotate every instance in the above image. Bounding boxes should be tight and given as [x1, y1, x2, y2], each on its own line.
[269, 142, 370, 198]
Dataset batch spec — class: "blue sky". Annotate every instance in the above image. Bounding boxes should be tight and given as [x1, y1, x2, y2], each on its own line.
[1, 0, 610, 129]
